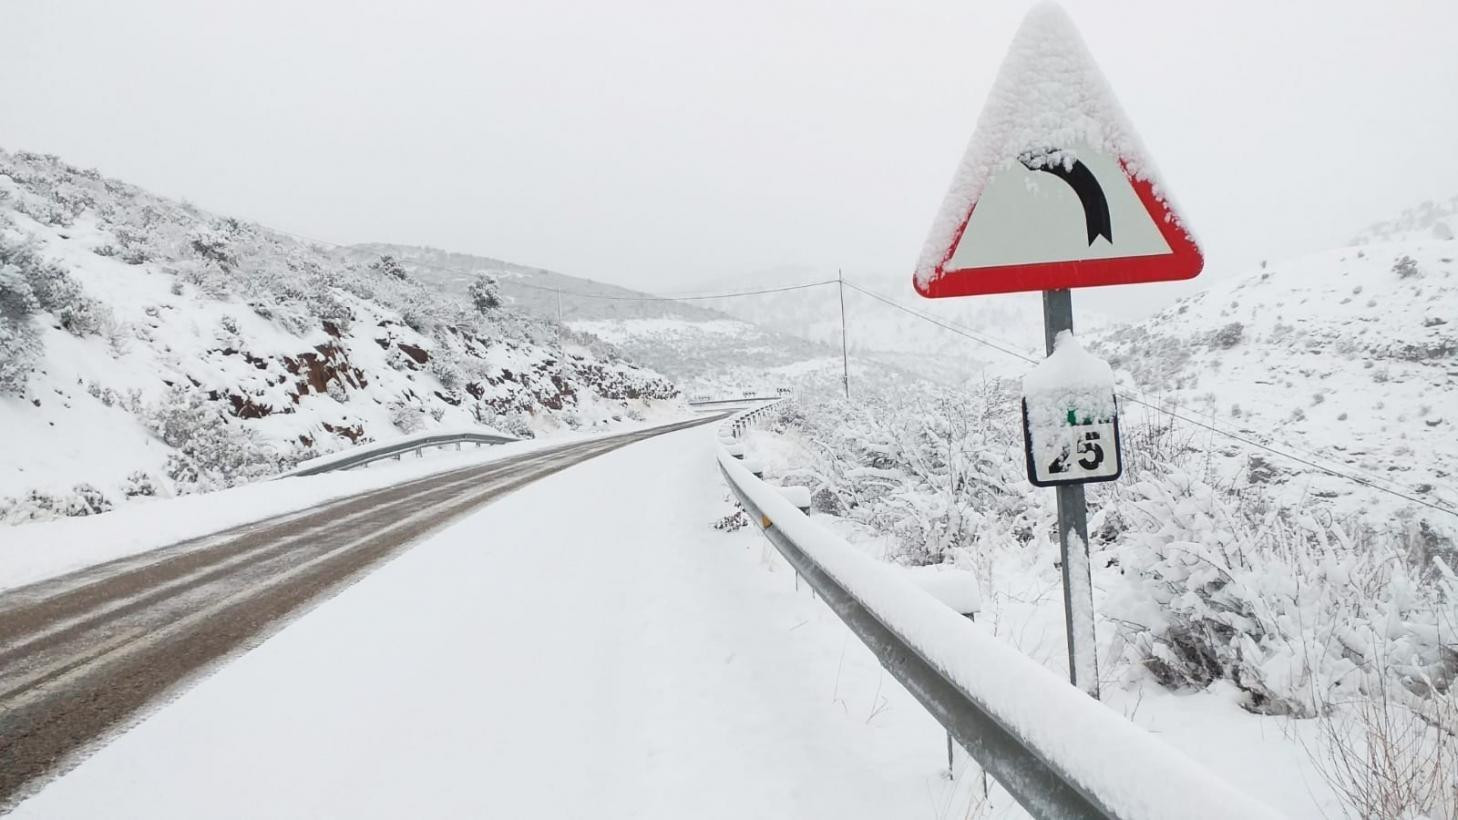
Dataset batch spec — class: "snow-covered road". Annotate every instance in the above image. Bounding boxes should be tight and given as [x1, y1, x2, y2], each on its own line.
[13, 424, 976, 819]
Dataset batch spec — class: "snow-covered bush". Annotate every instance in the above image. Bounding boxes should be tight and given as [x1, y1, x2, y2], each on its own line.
[121, 470, 161, 498]
[469, 274, 501, 313]
[0, 231, 111, 337]
[0, 257, 40, 393]
[1208, 322, 1244, 349]
[388, 400, 426, 434]
[1308, 653, 1457, 820]
[494, 411, 535, 439]
[767, 375, 1458, 724]
[767, 379, 1035, 568]
[369, 254, 407, 280]
[0, 483, 113, 523]
[428, 354, 464, 391]
[59, 483, 113, 516]
[145, 386, 286, 492]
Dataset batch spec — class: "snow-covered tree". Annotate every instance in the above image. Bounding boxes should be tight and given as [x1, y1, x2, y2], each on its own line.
[468, 274, 501, 313]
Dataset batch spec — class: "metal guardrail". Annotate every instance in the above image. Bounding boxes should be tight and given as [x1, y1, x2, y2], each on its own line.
[688, 396, 783, 408]
[285, 431, 518, 477]
[721, 400, 779, 439]
[714, 403, 1282, 820]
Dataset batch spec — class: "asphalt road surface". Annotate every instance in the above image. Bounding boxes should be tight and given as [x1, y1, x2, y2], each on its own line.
[0, 414, 723, 810]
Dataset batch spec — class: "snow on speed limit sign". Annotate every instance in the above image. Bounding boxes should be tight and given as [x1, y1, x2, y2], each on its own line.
[1021, 331, 1122, 487]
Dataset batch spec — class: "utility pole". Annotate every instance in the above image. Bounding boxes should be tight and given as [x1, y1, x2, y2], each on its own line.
[1041, 288, 1099, 699]
[556, 290, 563, 323]
[838, 269, 850, 399]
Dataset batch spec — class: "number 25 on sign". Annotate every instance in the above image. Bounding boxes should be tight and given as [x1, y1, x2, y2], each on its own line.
[1021, 401, 1122, 487]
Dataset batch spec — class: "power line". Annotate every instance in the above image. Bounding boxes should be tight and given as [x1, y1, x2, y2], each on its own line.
[841, 280, 1458, 520]
[843, 282, 1040, 364]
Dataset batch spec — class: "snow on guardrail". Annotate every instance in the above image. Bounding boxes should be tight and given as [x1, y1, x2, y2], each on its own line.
[715, 420, 1283, 820]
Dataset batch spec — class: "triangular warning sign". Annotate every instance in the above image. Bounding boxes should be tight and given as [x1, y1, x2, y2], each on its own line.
[914, 3, 1202, 299]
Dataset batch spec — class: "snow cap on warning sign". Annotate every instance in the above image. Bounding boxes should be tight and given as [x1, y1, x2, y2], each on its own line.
[913, 2, 1196, 291]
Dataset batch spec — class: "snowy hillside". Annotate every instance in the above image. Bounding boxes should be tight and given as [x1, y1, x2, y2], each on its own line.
[1093, 230, 1457, 520]
[344, 243, 834, 394]
[0, 149, 679, 523]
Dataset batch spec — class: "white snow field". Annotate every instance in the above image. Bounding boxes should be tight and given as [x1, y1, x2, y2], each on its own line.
[10, 424, 1336, 818]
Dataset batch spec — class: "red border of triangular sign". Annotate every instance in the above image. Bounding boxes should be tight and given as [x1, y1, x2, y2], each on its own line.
[915, 160, 1203, 298]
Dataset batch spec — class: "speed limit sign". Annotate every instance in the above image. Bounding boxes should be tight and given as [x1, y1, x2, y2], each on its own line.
[1021, 399, 1123, 487]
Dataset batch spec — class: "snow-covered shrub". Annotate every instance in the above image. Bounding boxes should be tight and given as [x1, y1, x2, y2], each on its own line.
[768, 380, 1034, 567]
[0, 258, 40, 393]
[0, 233, 111, 337]
[1308, 659, 1457, 820]
[145, 386, 283, 492]
[770, 373, 1458, 724]
[1393, 255, 1421, 279]
[369, 254, 408, 280]
[712, 506, 749, 532]
[1, 490, 61, 523]
[187, 226, 234, 268]
[495, 412, 535, 439]
[469, 274, 501, 313]
[428, 354, 464, 391]
[1209, 322, 1244, 349]
[59, 483, 113, 516]
[397, 294, 436, 334]
[388, 400, 426, 434]
[121, 470, 161, 498]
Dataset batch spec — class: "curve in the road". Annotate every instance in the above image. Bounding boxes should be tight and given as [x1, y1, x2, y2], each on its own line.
[0, 415, 722, 810]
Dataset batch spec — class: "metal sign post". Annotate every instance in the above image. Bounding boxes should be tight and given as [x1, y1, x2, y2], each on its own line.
[1040, 289, 1099, 698]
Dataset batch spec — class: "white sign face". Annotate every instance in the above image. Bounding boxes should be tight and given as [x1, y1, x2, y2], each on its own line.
[946, 144, 1172, 272]
[1022, 405, 1122, 487]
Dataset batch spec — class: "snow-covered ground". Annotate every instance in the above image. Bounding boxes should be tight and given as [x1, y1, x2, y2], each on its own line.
[12, 424, 1339, 818]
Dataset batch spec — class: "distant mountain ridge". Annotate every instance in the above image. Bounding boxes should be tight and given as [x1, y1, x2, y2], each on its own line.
[348, 243, 839, 394]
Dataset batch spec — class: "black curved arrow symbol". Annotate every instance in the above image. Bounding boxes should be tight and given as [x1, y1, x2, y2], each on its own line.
[1019, 148, 1113, 246]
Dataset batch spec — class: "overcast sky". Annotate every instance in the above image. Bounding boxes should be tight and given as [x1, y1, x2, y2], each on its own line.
[2, 0, 1455, 318]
